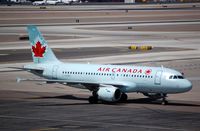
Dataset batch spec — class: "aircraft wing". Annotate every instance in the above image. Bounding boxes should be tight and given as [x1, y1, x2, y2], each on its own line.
[16, 77, 135, 90]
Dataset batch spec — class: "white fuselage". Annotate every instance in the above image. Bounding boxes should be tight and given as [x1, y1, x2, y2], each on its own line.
[33, 62, 192, 94]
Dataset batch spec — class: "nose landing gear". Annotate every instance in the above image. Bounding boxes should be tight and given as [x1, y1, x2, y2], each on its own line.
[143, 93, 168, 105]
[161, 93, 168, 105]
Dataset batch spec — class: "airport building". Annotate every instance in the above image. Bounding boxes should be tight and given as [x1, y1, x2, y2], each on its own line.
[1, 0, 199, 4]
[86, 0, 200, 2]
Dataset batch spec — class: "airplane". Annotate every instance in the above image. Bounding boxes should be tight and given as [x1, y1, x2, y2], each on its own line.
[32, 0, 78, 5]
[17, 25, 192, 105]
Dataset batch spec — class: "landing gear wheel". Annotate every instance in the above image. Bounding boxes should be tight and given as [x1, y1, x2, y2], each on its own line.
[161, 100, 168, 105]
[120, 93, 128, 102]
[161, 94, 168, 105]
[88, 96, 98, 104]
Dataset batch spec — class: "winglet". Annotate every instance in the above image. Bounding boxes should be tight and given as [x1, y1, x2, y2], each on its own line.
[16, 77, 27, 83]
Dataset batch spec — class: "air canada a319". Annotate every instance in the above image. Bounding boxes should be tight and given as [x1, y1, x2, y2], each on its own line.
[17, 25, 192, 105]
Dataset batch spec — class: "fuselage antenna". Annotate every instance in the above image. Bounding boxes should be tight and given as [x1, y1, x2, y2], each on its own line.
[161, 65, 164, 71]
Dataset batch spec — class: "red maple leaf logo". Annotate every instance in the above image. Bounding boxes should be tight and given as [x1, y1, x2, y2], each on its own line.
[32, 41, 46, 57]
[145, 69, 152, 75]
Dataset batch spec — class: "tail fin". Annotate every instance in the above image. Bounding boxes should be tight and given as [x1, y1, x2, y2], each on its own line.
[27, 25, 59, 64]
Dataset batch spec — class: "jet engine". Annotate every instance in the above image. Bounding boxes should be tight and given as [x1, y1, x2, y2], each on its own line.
[97, 86, 121, 102]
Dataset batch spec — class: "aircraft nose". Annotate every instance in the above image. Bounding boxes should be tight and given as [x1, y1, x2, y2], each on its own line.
[181, 79, 192, 92]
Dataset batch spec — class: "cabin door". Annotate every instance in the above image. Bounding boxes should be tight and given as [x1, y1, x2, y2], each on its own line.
[52, 65, 59, 79]
[154, 71, 162, 85]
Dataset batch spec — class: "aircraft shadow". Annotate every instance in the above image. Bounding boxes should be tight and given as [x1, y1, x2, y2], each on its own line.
[125, 98, 200, 107]
[31, 95, 90, 106]
[36, 103, 91, 106]
[29, 95, 200, 107]
[30, 94, 88, 101]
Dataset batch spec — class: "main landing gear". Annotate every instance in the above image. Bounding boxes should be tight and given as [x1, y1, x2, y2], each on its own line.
[88, 91, 128, 104]
[88, 91, 98, 104]
[120, 93, 128, 102]
[88, 95, 98, 104]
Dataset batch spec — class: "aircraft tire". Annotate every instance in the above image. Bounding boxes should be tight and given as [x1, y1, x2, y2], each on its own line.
[161, 100, 168, 105]
[88, 96, 98, 104]
[120, 93, 128, 102]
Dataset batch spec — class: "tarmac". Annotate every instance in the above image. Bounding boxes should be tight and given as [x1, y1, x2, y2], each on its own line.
[0, 4, 200, 131]
[0, 90, 200, 131]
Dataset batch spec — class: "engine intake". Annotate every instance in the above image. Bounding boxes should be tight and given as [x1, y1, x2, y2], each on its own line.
[97, 86, 121, 102]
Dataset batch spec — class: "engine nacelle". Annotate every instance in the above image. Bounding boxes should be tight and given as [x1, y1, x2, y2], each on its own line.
[97, 86, 121, 102]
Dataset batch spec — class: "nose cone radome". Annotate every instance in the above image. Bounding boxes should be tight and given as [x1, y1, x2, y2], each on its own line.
[181, 79, 192, 92]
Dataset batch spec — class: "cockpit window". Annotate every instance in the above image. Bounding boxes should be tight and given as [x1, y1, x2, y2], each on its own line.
[169, 75, 184, 79]
[169, 75, 173, 79]
[178, 75, 184, 79]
